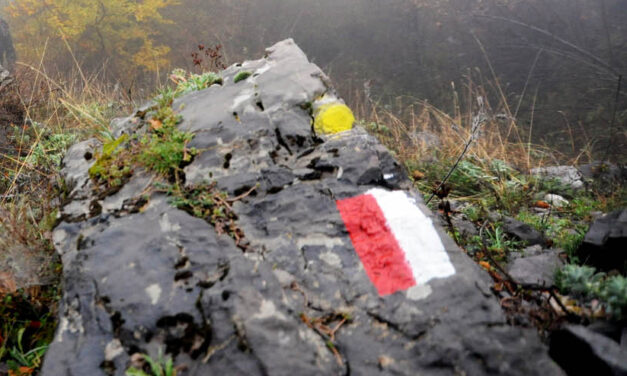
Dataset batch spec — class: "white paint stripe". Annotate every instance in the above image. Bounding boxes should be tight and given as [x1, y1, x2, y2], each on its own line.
[367, 188, 456, 284]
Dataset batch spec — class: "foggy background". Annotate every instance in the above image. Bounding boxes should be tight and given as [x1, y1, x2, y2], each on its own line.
[1, 0, 625, 159]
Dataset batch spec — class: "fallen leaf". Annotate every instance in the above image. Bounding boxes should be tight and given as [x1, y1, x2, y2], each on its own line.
[411, 170, 425, 180]
[533, 200, 550, 209]
[9, 366, 34, 376]
[479, 261, 492, 271]
[149, 118, 163, 131]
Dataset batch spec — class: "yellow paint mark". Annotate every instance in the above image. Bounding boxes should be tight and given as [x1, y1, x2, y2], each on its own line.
[314, 103, 355, 135]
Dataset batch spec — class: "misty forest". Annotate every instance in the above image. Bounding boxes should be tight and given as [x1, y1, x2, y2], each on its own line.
[0, 1, 625, 375]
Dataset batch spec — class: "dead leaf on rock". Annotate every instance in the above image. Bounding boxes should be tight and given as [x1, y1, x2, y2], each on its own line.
[479, 261, 492, 271]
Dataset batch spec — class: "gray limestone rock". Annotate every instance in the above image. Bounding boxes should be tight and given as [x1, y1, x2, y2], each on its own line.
[578, 209, 627, 274]
[579, 161, 625, 186]
[531, 165, 584, 190]
[550, 325, 627, 376]
[42, 39, 563, 376]
[503, 216, 546, 246]
[507, 250, 564, 286]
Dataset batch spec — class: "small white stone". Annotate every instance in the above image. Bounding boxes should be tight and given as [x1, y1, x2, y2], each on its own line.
[145, 284, 162, 305]
[544, 194, 569, 208]
[105, 339, 124, 361]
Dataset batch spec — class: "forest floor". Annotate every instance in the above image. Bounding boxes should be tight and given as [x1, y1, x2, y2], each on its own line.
[0, 67, 625, 375]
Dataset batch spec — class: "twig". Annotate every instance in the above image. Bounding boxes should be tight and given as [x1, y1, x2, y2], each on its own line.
[426, 98, 486, 205]
[226, 184, 257, 203]
[290, 281, 309, 308]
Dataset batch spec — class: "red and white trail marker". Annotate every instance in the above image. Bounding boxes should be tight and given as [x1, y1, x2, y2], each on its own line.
[336, 188, 456, 296]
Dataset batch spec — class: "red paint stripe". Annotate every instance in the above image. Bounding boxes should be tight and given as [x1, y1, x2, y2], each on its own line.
[336, 194, 416, 295]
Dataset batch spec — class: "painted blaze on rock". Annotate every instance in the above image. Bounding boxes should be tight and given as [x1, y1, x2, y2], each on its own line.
[337, 189, 455, 295]
[44, 39, 564, 376]
[313, 101, 355, 135]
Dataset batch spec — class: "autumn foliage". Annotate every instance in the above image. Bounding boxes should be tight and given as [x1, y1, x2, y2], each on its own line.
[4, 0, 177, 77]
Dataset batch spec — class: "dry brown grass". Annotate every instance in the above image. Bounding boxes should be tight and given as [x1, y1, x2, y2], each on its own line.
[0, 56, 135, 292]
[346, 79, 582, 176]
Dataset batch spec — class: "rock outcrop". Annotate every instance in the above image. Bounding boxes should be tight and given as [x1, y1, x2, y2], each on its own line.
[43, 40, 563, 375]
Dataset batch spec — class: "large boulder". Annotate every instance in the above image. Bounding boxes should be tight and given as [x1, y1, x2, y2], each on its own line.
[578, 209, 627, 274]
[42, 40, 563, 375]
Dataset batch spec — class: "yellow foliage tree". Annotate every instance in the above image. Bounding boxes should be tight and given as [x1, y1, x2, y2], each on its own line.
[4, 0, 177, 76]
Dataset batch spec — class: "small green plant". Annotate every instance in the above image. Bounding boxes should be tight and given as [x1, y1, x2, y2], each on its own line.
[0, 289, 59, 374]
[553, 228, 586, 257]
[5, 328, 48, 372]
[88, 134, 134, 189]
[138, 124, 195, 176]
[516, 210, 547, 233]
[170, 69, 223, 96]
[485, 224, 522, 256]
[556, 265, 627, 320]
[601, 275, 627, 319]
[462, 204, 482, 222]
[233, 70, 252, 83]
[449, 159, 491, 197]
[24, 127, 78, 171]
[126, 350, 176, 376]
[555, 264, 604, 298]
[568, 197, 600, 220]
[167, 183, 237, 233]
[536, 177, 574, 197]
